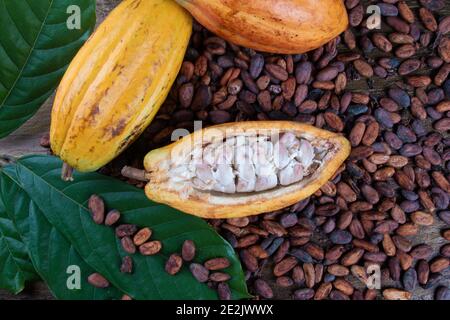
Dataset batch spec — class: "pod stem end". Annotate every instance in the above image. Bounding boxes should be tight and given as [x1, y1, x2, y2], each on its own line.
[121, 166, 150, 182]
[61, 162, 74, 181]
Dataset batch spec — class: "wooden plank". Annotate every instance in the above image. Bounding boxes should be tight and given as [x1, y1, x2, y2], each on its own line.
[0, 282, 53, 301]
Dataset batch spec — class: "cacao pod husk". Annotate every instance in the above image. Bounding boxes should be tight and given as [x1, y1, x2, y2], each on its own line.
[143, 121, 350, 218]
[175, 0, 348, 54]
[50, 0, 192, 172]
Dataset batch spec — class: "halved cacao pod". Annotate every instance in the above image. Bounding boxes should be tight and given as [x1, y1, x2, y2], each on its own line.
[143, 121, 351, 218]
[175, 0, 348, 54]
[50, 0, 192, 172]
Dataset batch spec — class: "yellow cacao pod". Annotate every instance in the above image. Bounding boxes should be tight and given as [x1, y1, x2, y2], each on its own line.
[142, 121, 350, 218]
[175, 0, 348, 54]
[50, 0, 192, 172]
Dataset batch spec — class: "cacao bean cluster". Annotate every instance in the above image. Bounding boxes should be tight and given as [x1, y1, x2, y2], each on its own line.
[87, 194, 234, 300]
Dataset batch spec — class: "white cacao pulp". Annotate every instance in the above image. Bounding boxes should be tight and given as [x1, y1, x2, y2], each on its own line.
[169, 132, 331, 194]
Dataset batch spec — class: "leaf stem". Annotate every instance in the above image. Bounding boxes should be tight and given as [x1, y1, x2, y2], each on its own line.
[121, 166, 150, 182]
[61, 162, 74, 181]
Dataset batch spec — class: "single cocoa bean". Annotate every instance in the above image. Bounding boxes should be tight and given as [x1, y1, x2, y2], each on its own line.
[334, 279, 354, 296]
[274, 257, 297, 277]
[189, 263, 209, 283]
[104, 209, 121, 226]
[115, 224, 138, 238]
[435, 286, 450, 300]
[204, 258, 230, 271]
[120, 256, 133, 274]
[430, 257, 449, 273]
[88, 194, 105, 225]
[293, 288, 314, 300]
[133, 227, 152, 246]
[327, 264, 349, 276]
[419, 8, 437, 31]
[402, 268, 418, 291]
[417, 260, 430, 285]
[411, 211, 434, 226]
[254, 279, 273, 298]
[314, 282, 332, 300]
[210, 272, 231, 282]
[353, 59, 373, 78]
[121, 236, 136, 254]
[303, 263, 316, 288]
[383, 288, 411, 300]
[139, 240, 162, 256]
[217, 282, 231, 300]
[240, 249, 258, 272]
[266, 64, 288, 81]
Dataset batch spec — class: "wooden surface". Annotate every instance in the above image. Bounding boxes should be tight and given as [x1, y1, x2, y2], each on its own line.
[0, 0, 449, 300]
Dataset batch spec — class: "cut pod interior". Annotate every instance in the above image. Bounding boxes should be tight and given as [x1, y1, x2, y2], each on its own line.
[168, 130, 332, 195]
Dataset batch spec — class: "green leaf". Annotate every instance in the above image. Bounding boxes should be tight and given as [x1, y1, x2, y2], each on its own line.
[1, 155, 250, 300]
[0, 184, 37, 294]
[0, 170, 122, 299]
[0, 0, 96, 138]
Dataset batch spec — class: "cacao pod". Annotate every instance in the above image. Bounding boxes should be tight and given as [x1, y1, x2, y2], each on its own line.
[50, 0, 192, 172]
[175, 0, 348, 54]
[142, 121, 350, 218]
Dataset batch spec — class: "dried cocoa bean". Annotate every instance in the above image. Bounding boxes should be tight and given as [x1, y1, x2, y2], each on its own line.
[210, 272, 231, 282]
[204, 258, 230, 270]
[335, 279, 354, 297]
[240, 249, 258, 272]
[411, 211, 434, 226]
[341, 248, 364, 266]
[327, 264, 349, 276]
[133, 227, 152, 246]
[314, 282, 332, 300]
[293, 288, 314, 300]
[266, 64, 288, 81]
[165, 254, 183, 275]
[88, 194, 105, 225]
[88, 273, 109, 288]
[115, 224, 138, 238]
[121, 236, 136, 254]
[435, 286, 450, 300]
[353, 59, 373, 78]
[274, 257, 297, 277]
[403, 268, 418, 291]
[120, 256, 133, 274]
[189, 263, 209, 282]
[398, 1, 415, 23]
[430, 257, 449, 273]
[417, 260, 430, 285]
[419, 8, 437, 31]
[254, 279, 273, 298]
[389, 257, 401, 281]
[303, 263, 316, 288]
[217, 282, 231, 300]
[104, 209, 121, 226]
[383, 288, 411, 300]
[139, 240, 162, 256]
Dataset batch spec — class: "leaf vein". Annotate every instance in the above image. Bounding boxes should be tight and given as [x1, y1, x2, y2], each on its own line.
[0, 0, 54, 108]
